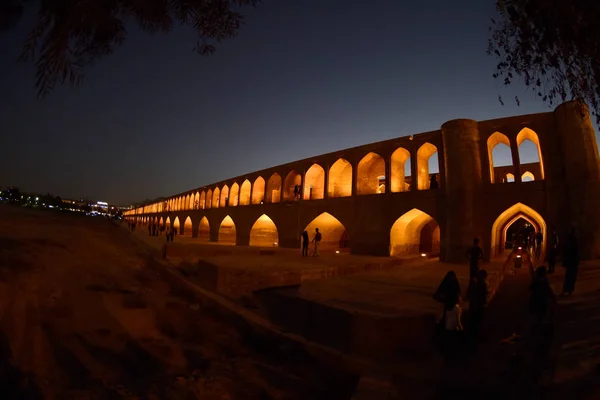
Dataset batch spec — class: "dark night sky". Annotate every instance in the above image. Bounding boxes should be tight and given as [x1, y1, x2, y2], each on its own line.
[1, 0, 597, 205]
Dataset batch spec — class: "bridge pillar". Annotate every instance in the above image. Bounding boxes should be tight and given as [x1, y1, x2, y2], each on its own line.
[441, 119, 484, 262]
[554, 100, 600, 259]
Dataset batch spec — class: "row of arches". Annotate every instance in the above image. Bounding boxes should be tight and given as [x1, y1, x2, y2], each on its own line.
[134, 143, 441, 215]
[487, 128, 545, 184]
[134, 202, 543, 258]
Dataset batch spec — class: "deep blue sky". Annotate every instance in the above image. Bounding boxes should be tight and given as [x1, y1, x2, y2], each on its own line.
[1, 0, 596, 205]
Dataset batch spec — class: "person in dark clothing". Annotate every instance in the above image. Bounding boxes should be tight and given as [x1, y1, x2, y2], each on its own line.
[433, 271, 462, 322]
[293, 185, 299, 200]
[468, 269, 489, 348]
[535, 231, 543, 259]
[466, 238, 484, 279]
[530, 266, 555, 324]
[562, 228, 580, 295]
[547, 230, 559, 273]
[301, 230, 310, 257]
[429, 174, 439, 189]
[148, 224, 152, 236]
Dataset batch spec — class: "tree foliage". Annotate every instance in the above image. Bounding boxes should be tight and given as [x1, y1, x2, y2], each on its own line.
[488, 0, 600, 122]
[0, 0, 258, 97]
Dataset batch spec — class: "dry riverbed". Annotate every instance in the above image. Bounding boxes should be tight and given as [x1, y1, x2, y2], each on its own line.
[0, 206, 357, 399]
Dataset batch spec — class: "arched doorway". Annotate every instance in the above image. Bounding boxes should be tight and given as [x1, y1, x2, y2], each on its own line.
[283, 170, 302, 201]
[240, 180, 251, 206]
[252, 176, 266, 204]
[182, 217, 193, 236]
[229, 183, 239, 207]
[220, 185, 229, 207]
[391, 147, 411, 192]
[303, 164, 325, 200]
[357, 152, 385, 195]
[218, 216, 236, 245]
[212, 187, 220, 209]
[390, 209, 440, 257]
[249, 214, 279, 247]
[328, 158, 352, 198]
[517, 128, 545, 179]
[487, 131, 514, 184]
[266, 173, 282, 203]
[165, 216, 171, 228]
[173, 217, 180, 232]
[490, 202, 547, 258]
[304, 212, 349, 253]
[416, 143, 439, 190]
[198, 216, 210, 241]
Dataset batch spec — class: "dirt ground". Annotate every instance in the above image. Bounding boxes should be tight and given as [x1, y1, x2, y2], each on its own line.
[0, 206, 357, 399]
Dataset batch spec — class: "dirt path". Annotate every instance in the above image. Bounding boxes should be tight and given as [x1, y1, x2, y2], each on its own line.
[0, 206, 357, 399]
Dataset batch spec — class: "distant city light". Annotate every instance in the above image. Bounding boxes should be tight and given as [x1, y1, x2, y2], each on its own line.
[421, 253, 427, 257]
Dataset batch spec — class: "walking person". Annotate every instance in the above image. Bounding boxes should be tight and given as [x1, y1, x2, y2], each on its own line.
[466, 238, 484, 279]
[312, 228, 321, 256]
[547, 229, 559, 273]
[301, 230, 309, 257]
[561, 228, 580, 295]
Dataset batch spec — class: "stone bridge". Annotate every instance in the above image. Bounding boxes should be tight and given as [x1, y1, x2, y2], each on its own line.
[125, 101, 600, 262]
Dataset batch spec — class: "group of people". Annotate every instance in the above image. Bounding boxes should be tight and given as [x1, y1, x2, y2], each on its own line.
[301, 228, 322, 256]
[434, 227, 581, 357]
[144, 222, 177, 242]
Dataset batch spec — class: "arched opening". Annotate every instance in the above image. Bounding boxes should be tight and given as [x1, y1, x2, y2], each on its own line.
[487, 132, 514, 184]
[212, 187, 220, 209]
[218, 216, 237, 245]
[357, 152, 386, 195]
[182, 216, 193, 236]
[173, 217, 180, 231]
[197, 216, 210, 241]
[390, 208, 440, 257]
[265, 173, 282, 203]
[328, 158, 352, 198]
[391, 147, 411, 192]
[304, 164, 325, 200]
[490, 202, 547, 258]
[159, 217, 164, 227]
[229, 183, 239, 207]
[193, 192, 199, 209]
[252, 176, 266, 204]
[206, 189, 213, 208]
[521, 171, 535, 182]
[240, 180, 251, 206]
[417, 143, 439, 190]
[200, 191, 206, 209]
[220, 185, 230, 207]
[249, 214, 279, 247]
[304, 212, 349, 252]
[283, 170, 302, 201]
[517, 128, 545, 180]
[506, 173, 515, 183]
[165, 216, 171, 227]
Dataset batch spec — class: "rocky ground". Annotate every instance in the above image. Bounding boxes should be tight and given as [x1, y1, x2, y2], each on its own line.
[0, 206, 358, 399]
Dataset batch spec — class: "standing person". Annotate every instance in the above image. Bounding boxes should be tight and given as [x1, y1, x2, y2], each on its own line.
[561, 228, 580, 295]
[293, 185, 299, 200]
[529, 266, 556, 327]
[433, 271, 462, 326]
[171, 227, 177, 242]
[547, 229, 559, 273]
[165, 226, 171, 242]
[301, 230, 310, 257]
[468, 269, 489, 349]
[148, 223, 152, 236]
[312, 228, 321, 256]
[466, 238, 484, 279]
[535, 230, 543, 259]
